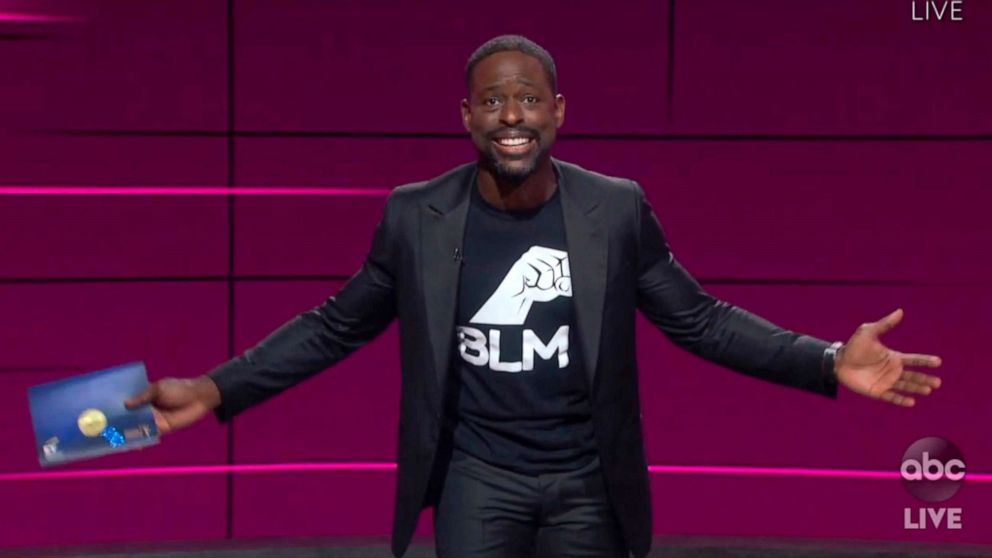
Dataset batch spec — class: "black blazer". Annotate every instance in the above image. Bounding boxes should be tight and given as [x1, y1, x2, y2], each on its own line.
[208, 158, 838, 557]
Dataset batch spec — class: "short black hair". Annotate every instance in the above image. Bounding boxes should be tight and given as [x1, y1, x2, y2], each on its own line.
[465, 34, 558, 94]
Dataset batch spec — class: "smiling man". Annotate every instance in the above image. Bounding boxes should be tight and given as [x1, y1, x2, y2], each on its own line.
[465, 48, 561, 189]
[128, 35, 944, 558]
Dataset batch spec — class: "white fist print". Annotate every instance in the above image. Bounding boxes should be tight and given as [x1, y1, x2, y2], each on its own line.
[471, 246, 571, 325]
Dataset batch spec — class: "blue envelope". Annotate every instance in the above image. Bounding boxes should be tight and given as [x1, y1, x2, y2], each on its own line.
[28, 362, 160, 466]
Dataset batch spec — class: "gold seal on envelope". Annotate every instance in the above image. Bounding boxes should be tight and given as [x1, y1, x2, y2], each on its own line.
[77, 408, 108, 437]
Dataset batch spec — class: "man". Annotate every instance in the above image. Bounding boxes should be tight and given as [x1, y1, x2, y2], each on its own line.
[126, 35, 943, 558]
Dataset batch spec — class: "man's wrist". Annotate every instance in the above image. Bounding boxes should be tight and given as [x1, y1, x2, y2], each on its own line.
[192, 375, 222, 410]
[823, 341, 844, 378]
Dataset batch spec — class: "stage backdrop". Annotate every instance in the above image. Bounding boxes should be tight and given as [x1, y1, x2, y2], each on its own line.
[1, 0, 989, 549]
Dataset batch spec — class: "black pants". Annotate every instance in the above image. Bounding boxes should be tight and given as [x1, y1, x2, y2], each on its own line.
[433, 449, 629, 558]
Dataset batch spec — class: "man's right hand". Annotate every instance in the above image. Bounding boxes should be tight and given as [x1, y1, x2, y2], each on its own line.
[125, 376, 222, 434]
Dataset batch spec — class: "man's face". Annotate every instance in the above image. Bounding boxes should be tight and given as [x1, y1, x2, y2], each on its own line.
[461, 51, 565, 182]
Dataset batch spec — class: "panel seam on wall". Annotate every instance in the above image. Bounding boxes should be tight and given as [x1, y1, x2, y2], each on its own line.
[225, 0, 236, 540]
[41, 129, 992, 141]
[0, 276, 976, 287]
[667, 0, 676, 128]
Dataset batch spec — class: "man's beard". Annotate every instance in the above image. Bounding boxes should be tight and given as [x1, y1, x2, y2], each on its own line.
[483, 142, 546, 183]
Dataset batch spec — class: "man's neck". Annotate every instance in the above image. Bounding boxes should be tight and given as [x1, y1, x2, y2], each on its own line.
[476, 159, 557, 211]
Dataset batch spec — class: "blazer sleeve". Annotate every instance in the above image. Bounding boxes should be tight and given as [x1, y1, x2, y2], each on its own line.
[632, 181, 838, 398]
[207, 193, 401, 421]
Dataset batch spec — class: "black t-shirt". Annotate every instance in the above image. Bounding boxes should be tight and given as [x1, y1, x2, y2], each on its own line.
[452, 182, 597, 475]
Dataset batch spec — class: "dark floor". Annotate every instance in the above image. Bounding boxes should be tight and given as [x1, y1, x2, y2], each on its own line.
[3, 537, 992, 558]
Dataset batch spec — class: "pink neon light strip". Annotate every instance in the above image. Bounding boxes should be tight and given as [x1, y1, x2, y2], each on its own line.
[651, 465, 897, 480]
[0, 463, 395, 482]
[0, 187, 391, 196]
[0, 12, 78, 23]
[1, 463, 989, 483]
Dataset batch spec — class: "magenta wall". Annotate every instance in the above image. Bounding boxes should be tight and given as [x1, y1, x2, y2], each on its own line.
[1, 0, 990, 549]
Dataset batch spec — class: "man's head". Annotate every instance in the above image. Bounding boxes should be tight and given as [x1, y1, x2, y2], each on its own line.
[461, 35, 566, 183]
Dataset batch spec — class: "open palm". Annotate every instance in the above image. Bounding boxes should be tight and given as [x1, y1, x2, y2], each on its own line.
[835, 309, 942, 407]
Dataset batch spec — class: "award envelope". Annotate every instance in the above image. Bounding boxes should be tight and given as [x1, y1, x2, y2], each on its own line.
[28, 361, 160, 466]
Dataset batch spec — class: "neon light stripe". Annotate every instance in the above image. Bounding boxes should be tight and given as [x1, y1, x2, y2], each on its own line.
[1, 463, 989, 482]
[0, 12, 78, 23]
[0, 463, 396, 481]
[669, 466, 991, 482]
[0, 187, 391, 196]
[648, 465, 900, 480]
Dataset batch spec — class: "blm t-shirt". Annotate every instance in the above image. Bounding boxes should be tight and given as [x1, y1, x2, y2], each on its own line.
[452, 183, 597, 475]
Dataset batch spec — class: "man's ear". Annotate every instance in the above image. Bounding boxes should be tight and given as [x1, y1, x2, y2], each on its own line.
[554, 94, 566, 129]
[460, 98, 471, 132]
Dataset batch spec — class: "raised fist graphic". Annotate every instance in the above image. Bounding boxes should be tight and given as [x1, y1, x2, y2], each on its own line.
[470, 246, 571, 325]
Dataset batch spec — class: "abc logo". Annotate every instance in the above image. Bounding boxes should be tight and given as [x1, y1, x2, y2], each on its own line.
[901, 437, 966, 503]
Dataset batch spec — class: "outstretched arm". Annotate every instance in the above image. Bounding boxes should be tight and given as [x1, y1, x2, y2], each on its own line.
[206, 196, 400, 421]
[633, 182, 941, 403]
[127, 195, 400, 431]
[634, 182, 836, 396]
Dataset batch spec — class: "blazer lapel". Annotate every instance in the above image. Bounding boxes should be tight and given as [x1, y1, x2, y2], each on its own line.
[420, 165, 474, 401]
[556, 159, 607, 391]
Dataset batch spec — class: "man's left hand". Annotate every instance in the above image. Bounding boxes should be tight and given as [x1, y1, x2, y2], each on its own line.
[834, 308, 943, 407]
